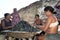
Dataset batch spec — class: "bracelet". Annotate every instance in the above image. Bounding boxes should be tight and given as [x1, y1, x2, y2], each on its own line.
[40, 31, 45, 35]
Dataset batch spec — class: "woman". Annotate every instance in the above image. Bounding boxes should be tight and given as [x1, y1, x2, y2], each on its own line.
[32, 14, 43, 40]
[1, 13, 14, 30]
[11, 8, 20, 26]
[1, 13, 14, 40]
[33, 14, 42, 26]
[37, 6, 59, 40]
[11, 8, 20, 40]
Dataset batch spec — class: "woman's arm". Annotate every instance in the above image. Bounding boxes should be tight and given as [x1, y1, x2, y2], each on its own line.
[37, 17, 52, 32]
[43, 17, 52, 32]
[32, 20, 36, 26]
[1, 20, 14, 30]
[37, 26, 44, 30]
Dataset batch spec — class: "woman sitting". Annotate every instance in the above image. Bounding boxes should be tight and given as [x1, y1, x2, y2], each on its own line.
[33, 14, 43, 27]
[1, 13, 14, 30]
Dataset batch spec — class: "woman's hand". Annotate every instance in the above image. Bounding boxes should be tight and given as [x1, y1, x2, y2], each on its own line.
[40, 31, 45, 35]
[11, 25, 14, 28]
[36, 26, 44, 30]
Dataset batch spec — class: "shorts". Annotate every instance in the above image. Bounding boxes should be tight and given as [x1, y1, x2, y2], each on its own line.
[44, 34, 59, 40]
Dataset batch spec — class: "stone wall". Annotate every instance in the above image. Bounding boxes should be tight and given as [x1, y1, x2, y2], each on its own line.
[18, 1, 42, 24]
[18, 0, 58, 24]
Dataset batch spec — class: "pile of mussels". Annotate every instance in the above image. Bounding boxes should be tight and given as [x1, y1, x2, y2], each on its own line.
[11, 20, 40, 32]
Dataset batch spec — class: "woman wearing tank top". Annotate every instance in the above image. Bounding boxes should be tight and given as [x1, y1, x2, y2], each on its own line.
[36, 6, 59, 40]
[1, 13, 14, 30]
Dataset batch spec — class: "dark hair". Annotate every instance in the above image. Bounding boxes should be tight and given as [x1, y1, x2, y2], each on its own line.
[13, 8, 17, 11]
[35, 14, 39, 18]
[53, 12, 57, 14]
[4, 13, 10, 18]
[44, 6, 54, 13]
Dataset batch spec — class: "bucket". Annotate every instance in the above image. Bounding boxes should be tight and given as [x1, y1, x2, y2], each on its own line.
[0, 35, 5, 40]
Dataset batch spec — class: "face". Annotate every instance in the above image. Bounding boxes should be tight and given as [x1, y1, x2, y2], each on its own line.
[6, 15, 11, 20]
[45, 10, 51, 17]
[35, 16, 39, 20]
[14, 8, 17, 13]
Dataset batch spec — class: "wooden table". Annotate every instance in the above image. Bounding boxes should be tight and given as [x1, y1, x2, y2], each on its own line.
[6, 31, 37, 40]
[5, 31, 60, 40]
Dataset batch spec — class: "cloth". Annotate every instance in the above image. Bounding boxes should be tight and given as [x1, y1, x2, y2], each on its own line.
[4, 19, 12, 27]
[1, 19, 12, 30]
[44, 34, 59, 40]
[12, 13, 20, 26]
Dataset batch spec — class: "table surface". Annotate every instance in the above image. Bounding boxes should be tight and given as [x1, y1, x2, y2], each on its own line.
[6, 32, 38, 39]
[2, 30, 60, 38]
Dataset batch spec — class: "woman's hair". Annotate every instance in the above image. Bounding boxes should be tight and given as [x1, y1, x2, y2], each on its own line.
[53, 12, 57, 14]
[35, 14, 39, 18]
[44, 6, 54, 13]
[4, 13, 10, 18]
[13, 8, 17, 11]
[44, 6, 57, 14]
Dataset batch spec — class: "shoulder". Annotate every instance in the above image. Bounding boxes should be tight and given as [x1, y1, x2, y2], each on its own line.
[1, 19, 5, 22]
[49, 16, 57, 21]
[1, 19, 5, 24]
[47, 17, 52, 21]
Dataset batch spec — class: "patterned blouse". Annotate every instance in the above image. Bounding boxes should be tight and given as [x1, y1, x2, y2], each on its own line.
[12, 12, 20, 26]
